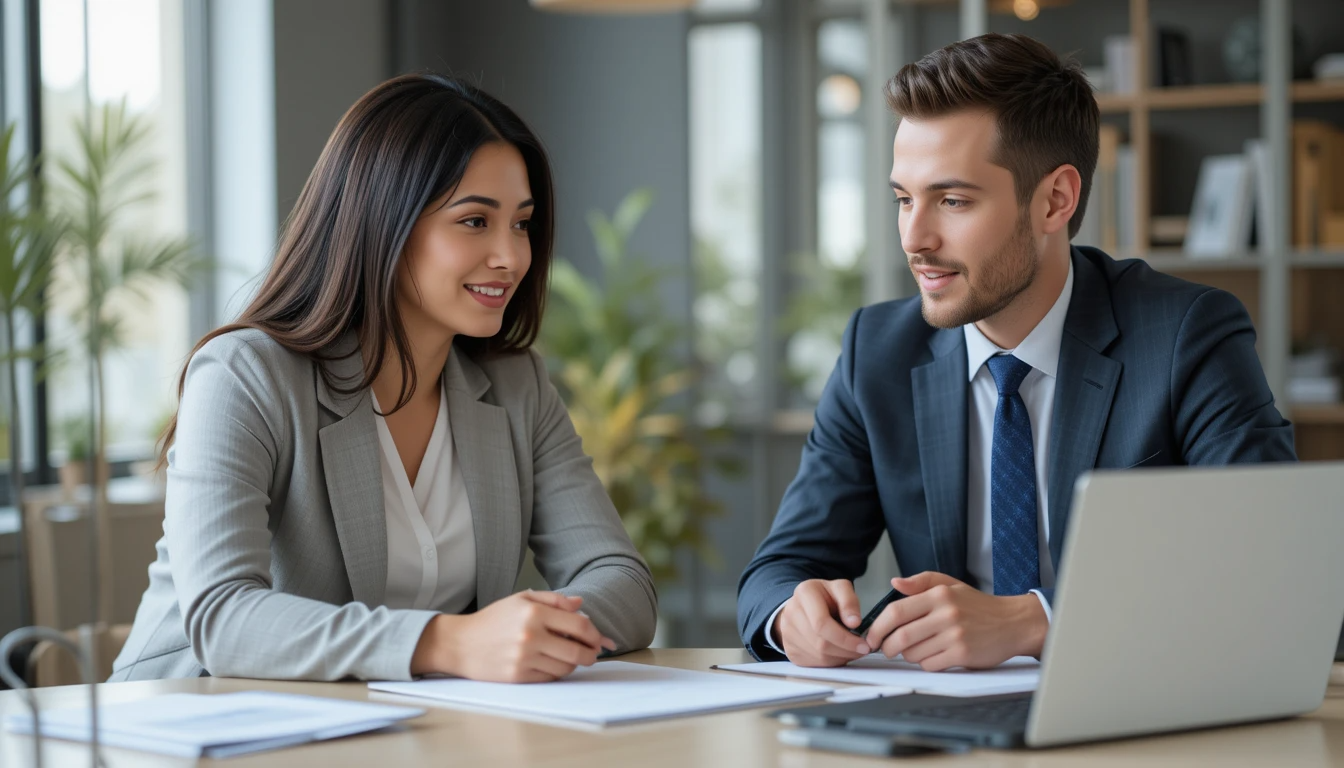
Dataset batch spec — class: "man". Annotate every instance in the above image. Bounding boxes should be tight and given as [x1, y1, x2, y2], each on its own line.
[736, 33, 1295, 670]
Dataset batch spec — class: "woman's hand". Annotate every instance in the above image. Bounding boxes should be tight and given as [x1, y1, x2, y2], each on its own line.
[411, 590, 617, 682]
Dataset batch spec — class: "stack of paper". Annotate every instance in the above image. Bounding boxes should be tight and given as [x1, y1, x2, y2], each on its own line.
[3, 691, 424, 758]
[714, 654, 1040, 697]
[370, 660, 833, 727]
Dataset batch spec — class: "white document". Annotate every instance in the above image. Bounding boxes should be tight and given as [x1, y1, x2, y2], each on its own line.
[714, 654, 1041, 697]
[3, 691, 424, 759]
[369, 660, 832, 727]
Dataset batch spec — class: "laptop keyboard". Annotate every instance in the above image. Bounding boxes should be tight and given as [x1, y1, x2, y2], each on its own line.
[899, 696, 1032, 727]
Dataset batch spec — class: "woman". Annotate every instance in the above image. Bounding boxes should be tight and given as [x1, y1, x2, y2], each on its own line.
[110, 74, 657, 684]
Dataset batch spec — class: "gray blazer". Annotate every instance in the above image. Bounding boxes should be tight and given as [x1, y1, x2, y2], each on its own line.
[110, 329, 657, 682]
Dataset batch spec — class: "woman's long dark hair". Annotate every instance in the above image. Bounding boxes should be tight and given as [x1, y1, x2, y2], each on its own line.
[157, 73, 555, 466]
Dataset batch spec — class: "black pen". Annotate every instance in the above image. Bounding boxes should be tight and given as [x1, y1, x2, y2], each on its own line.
[850, 587, 905, 637]
[777, 727, 969, 757]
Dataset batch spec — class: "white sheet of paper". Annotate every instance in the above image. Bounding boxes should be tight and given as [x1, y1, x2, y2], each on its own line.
[3, 691, 423, 758]
[369, 660, 833, 726]
[714, 654, 1040, 697]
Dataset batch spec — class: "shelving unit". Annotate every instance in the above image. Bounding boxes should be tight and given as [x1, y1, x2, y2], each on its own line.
[1084, 0, 1344, 461]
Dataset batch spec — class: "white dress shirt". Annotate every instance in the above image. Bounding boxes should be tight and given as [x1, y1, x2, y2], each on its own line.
[373, 385, 477, 613]
[764, 262, 1074, 654]
[965, 260, 1073, 619]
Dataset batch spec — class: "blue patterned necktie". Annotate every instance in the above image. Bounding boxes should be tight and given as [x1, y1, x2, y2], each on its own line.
[986, 354, 1041, 596]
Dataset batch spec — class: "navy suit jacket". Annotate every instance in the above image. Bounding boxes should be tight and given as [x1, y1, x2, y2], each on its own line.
[737, 247, 1297, 661]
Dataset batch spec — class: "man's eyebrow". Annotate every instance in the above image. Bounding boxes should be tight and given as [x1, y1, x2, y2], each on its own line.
[889, 179, 985, 192]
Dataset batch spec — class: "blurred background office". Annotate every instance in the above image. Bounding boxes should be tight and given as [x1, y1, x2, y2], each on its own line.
[1, 0, 1343, 681]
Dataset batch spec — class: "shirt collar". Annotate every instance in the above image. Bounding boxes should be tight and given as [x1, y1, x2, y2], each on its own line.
[963, 257, 1074, 381]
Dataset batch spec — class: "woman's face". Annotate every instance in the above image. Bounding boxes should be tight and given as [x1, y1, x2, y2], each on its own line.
[397, 141, 534, 343]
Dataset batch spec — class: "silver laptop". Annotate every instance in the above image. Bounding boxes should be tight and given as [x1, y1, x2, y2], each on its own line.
[773, 462, 1344, 748]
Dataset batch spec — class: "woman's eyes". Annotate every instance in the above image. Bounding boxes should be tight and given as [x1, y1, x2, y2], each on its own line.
[458, 215, 531, 231]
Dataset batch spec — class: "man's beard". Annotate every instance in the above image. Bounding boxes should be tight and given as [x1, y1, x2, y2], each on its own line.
[915, 212, 1038, 330]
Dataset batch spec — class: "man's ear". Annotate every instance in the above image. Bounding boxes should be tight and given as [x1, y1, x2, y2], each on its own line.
[1037, 164, 1082, 237]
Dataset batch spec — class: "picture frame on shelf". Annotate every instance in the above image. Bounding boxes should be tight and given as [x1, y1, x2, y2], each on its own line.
[1185, 154, 1254, 258]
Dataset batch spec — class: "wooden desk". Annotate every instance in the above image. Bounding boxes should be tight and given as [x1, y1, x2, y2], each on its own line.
[3, 648, 1343, 766]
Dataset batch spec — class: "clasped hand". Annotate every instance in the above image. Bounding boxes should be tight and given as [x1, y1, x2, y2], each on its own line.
[773, 572, 1047, 671]
[412, 589, 616, 682]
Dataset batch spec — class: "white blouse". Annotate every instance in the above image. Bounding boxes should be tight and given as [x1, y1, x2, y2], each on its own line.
[372, 386, 477, 613]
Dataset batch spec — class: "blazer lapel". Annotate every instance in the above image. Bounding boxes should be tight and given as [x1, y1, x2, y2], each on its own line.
[1046, 249, 1122, 572]
[444, 348, 522, 609]
[315, 334, 388, 607]
[912, 327, 970, 581]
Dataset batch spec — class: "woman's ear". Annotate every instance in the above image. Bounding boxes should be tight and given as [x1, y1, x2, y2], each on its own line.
[1038, 164, 1082, 237]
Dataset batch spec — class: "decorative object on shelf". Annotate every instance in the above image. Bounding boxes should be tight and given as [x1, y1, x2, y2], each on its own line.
[530, 0, 691, 12]
[1288, 345, 1340, 404]
[1314, 53, 1344, 81]
[539, 189, 739, 582]
[1186, 154, 1254, 258]
[1154, 27, 1193, 87]
[1222, 16, 1309, 83]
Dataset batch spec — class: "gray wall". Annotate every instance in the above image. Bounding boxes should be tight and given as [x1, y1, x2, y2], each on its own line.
[403, 0, 692, 303]
[272, 0, 391, 227]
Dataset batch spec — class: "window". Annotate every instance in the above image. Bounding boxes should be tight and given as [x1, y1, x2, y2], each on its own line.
[689, 23, 763, 426]
[783, 16, 870, 405]
[41, 0, 191, 465]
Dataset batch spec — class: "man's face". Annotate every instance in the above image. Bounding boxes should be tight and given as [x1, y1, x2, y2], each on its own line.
[891, 110, 1039, 330]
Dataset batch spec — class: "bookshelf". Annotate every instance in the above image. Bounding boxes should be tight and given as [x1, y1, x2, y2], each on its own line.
[1083, 0, 1344, 461]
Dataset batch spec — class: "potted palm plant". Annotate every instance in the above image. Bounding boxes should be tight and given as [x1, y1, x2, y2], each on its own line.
[54, 102, 203, 506]
[0, 122, 65, 627]
[540, 189, 738, 582]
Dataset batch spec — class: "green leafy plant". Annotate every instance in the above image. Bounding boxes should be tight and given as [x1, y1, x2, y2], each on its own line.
[779, 250, 866, 402]
[57, 414, 93, 463]
[540, 189, 739, 582]
[55, 101, 204, 492]
[0, 121, 66, 626]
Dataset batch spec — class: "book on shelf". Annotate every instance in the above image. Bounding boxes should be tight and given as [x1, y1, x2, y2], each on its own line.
[1245, 138, 1272, 252]
[1116, 144, 1136, 253]
[1104, 35, 1135, 94]
[1293, 120, 1344, 249]
[1074, 125, 1124, 253]
[1153, 27, 1193, 87]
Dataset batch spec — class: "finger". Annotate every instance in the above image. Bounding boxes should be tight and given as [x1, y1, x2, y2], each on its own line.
[891, 571, 956, 595]
[795, 587, 870, 655]
[908, 642, 962, 672]
[879, 612, 948, 660]
[526, 649, 580, 680]
[536, 632, 601, 669]
[824, 580, 863, 629]
[866, 591, 938, 651]
[522, 590, 584, 611]
[539, 607, 606, 651]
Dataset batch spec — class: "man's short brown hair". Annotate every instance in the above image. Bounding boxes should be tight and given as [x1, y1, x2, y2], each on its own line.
[885, 33, 1099, 239]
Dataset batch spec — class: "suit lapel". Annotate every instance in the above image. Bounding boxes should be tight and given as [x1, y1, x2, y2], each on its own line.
[1046, 249, 1122, 572]
[315, 334, 388, 607]
[444, 348, 522, 609]
[912, 327, 970, 581]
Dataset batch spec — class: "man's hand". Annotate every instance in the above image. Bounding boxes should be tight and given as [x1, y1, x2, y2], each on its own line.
[773, 579, 872, 667]
[863, 572, 1047, 671]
